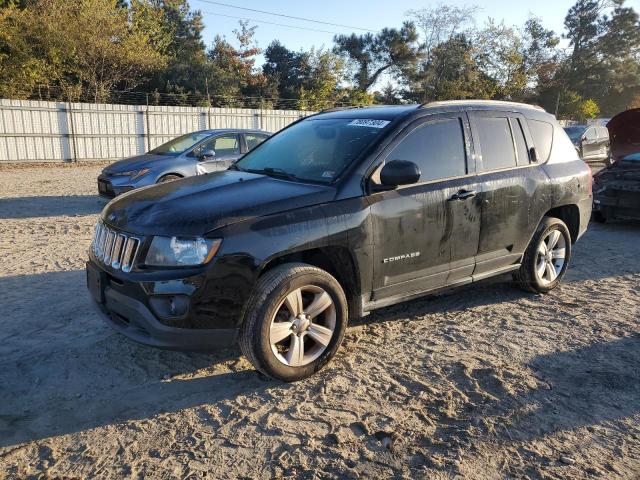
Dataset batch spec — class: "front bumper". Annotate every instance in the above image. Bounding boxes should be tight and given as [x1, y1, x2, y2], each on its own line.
[594, 189, 640, 220]
[97, 174, 135, 198]
[87, 260, 239, 350]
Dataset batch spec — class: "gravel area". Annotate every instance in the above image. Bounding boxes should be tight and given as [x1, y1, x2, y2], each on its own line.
[0, 164, 639, 479]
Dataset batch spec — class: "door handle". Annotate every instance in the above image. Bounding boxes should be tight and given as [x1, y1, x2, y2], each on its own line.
[449, 189, 477, 201]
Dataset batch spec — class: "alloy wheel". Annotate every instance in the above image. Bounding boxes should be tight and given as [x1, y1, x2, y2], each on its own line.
[535, 229, 567, 285]
[269, 285, 336, 367]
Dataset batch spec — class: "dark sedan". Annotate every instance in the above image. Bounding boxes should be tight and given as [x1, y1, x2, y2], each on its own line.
[593, 153, 640, 222]
[97, 129, 270, 197]
[564, 124, 611, 163]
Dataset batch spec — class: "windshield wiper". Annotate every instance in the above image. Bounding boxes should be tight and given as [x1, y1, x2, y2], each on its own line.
[264, 167, 298, 179]
[247, 167, 299, 181]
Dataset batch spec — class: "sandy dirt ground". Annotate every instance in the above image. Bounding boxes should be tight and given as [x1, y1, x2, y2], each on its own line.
[0, 164, 639, 479]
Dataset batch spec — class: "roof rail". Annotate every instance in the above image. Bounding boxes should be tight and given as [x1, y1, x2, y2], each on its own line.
[320, 105, 369, 113]
[419, 99, 545, 111]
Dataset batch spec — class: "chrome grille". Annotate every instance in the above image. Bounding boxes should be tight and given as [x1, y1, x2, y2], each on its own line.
[91, 220, 140, 272]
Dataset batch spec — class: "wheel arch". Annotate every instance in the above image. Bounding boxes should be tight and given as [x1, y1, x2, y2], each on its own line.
[544, 204, 580, 243]
[257, 246, 362, 320]
[157, 172, 184, 183]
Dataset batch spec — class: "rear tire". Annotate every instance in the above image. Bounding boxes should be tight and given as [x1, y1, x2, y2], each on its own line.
[515, 217, 572, 294]
[239, 263, 348, 382]
[158, 174, 182, 183]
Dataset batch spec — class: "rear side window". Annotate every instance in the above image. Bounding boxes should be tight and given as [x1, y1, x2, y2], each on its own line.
[476, 117, 517, 171]
[246, 133, 268, 151]
[388, 118, 467, 181]
[511, 118, 530, 166]
[527, 120, 553, 162]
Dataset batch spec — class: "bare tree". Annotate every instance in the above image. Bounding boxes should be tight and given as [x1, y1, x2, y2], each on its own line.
[407, 4, 479, 59]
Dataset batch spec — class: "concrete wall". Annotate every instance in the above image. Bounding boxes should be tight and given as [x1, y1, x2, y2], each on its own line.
[0, 99, 315, 162]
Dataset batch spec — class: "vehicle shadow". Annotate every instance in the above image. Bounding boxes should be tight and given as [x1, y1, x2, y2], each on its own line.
[0, 272, 517, 448]
[0, 270, 280, 447]
[410, 335, 640, 466]
[1, 255, 637, 448]
[568, 220, 640, 282]
[0, 195, 106, 219]
[506, 334, 640, 442]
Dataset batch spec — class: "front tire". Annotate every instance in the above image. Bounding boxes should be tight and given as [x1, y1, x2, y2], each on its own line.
[158, 174, 182, 183]
[239, 263, 348, 382]
[515, 217, 572, 293]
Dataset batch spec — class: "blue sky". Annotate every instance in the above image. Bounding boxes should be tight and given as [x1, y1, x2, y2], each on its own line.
[191, 0, 640, 83]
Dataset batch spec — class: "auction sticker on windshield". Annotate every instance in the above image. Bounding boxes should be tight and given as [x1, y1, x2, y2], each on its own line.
[348, 119, 391, 128]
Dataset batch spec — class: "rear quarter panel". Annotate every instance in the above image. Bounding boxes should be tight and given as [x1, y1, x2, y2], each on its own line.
[542, 123, 593, 239]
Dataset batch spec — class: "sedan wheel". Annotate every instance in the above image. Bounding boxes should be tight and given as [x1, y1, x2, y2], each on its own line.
[158, 174, 181, 183]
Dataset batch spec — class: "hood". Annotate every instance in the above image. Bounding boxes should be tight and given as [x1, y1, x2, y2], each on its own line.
[607, 109, 640, 159]
[101, 170, 335, 236]
[103, 153, 176, 174]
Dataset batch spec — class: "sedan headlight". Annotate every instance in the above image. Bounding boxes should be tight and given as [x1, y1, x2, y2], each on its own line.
[145, 236, 222, 267]
[113, 168, 150, 180]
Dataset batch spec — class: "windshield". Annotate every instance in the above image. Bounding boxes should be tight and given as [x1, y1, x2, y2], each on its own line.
[564, 126, 586, 142]
[235, 118, 391, 183]
[149, 132, 211, 156]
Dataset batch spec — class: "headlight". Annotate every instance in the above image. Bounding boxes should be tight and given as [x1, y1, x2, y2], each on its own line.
[113, 168, 150, 179]
[145, 236, 222, 267]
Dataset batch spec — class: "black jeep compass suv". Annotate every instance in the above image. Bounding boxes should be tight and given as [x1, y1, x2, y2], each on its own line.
[87, 101, 592, 381]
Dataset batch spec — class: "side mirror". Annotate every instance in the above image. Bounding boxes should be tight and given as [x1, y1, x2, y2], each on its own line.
[379, 160, 421, 188]
[200, 150, 215, 161]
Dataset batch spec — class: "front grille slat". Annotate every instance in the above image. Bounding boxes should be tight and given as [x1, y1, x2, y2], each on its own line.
[104, 231, 115, 264]
[91, 220, 141, 272]
[97, 227, 106, 260]
[121, 237, 139, 273]
[111, 234, 126, 269]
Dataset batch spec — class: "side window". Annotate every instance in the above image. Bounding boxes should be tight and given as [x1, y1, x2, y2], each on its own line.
[598, 126, 609, 139]
[510, 118, 530, 166]
[246, 133, 268, 151]
[585, 128, 596, 141]
[387, 118, 467, 182]
[212, 135, 240, 156]
[527, 119, 554, 162]
[476, 116, 517, 171]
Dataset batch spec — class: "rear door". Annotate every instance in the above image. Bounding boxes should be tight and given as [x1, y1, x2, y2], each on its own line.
[597, 126, 610, 160]
[581, 127, 600, 160]
[369, 113, 481, 300]
[470, 110, 549, 276]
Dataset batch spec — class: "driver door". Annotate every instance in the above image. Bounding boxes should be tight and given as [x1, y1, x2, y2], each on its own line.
[196, 134, 242, 174]
[369, 114, 481, 302]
